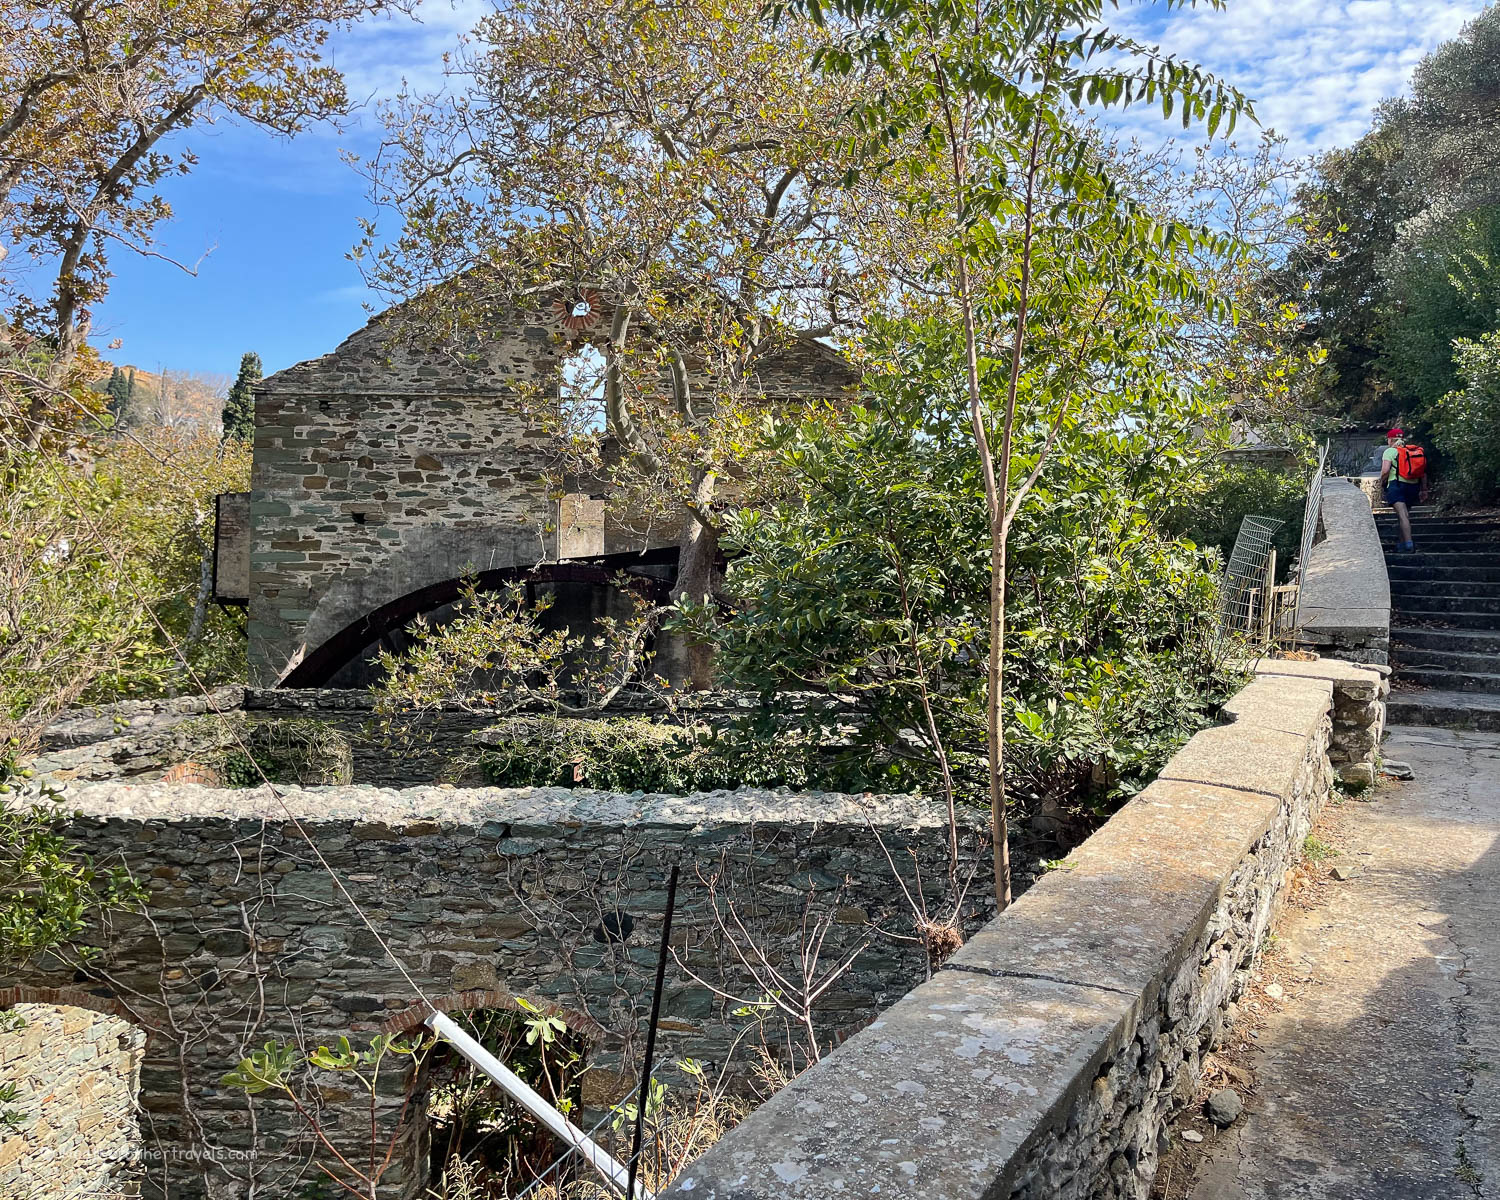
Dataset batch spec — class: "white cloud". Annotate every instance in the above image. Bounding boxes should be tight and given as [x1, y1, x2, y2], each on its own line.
[333, 0, 494, 102]
[1108, 0, 1491, 154]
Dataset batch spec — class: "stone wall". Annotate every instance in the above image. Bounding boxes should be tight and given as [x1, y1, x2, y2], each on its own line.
[33, 688, 865, 789]
[1297, 477, 1391, 665]
[665, 666, 1370, 1199]
[0, 993, 145, 1198]
[2, 784, 980, 1199]
[1250, 657, 1389, 788]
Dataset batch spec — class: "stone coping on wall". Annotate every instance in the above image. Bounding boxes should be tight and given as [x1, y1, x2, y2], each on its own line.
[53, 780, 955, 835]
[663, 671, 1337, 1199]
[1297, 477, 1391, 662]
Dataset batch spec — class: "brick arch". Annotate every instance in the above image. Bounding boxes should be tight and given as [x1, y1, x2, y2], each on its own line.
[379, 991, 603, 1046]
[0, 984, 136, 1024]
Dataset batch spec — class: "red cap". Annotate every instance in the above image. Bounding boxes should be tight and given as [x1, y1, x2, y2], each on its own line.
[1388, 427, 1404, 438]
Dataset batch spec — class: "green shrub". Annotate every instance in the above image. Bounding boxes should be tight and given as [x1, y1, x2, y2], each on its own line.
[674, 345, 1246, 821]
[0, 743, 146, 965]
[1434, 331, 1500, 502]
[477, 714, 875, 793]
[1163, 463, 1308, 582]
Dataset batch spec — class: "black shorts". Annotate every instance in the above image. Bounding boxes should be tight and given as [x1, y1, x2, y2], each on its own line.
[1384, 479, 1421, 507]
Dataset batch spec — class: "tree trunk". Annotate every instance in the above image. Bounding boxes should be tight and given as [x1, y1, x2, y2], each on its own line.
[674, 467, 720, 690]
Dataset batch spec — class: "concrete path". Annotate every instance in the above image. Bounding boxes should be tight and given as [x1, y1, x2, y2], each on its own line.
[1186, 726, 1500, 1200]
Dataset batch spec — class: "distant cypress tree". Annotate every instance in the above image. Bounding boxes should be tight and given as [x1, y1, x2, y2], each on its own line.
[221, 351, 262, 442]
[105, 367, 131, 425]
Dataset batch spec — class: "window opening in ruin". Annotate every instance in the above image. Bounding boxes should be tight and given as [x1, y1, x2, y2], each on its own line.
[424, 1002, 589, 1197]
[559, 343, 608, 434]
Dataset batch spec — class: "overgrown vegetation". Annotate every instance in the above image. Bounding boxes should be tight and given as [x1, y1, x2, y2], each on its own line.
[477, 713, 885, 794]
[0, 744, 145, 966]
[0, 430, 250, 752]
[194, 716, 355, 788]
[224, 1003, 746, 1200]
[1164, 463, 1309, 583]
[1286, 5, 1500, 498]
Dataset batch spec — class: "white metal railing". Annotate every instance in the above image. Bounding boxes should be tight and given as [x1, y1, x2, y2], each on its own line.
[426, 1011, 652, 1199]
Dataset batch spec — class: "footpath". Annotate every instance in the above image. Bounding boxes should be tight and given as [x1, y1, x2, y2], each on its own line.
[1182, 725, 1500, 1199]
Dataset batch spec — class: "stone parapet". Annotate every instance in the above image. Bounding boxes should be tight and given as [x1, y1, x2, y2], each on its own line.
[1249, 657, 1388, 788]
[666, 672, 1336, 1200]
[1296, 478, 1391, 665]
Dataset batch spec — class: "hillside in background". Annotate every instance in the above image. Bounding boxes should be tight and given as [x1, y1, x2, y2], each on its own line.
[92, 363, 230, 432]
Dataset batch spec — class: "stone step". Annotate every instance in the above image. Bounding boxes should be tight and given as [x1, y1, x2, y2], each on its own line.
[1386, 608, 1500, 631]
[1394, 646, 1500, 674]
[1390, 578, 1500, 600]
[1375, 513, 1500, 525]
[1391, 626, 1500, 655]
[1383, 551, 1500, 570]
[1386, 688, 1500, 732]
[1395, 666, 1500, 695]
[1375, 511, 1500, 524]
[1387, 563, 1500, 584]
[1392, 593, 1500, 616]
[1374, 518, 1466, 531]
[1383, 539, 1500, 554]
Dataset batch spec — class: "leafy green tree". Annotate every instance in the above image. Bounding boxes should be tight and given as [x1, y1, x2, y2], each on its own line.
[796, 0, 1247, 906]
[1379, 205, 1500, 406]
[1292, 7, 1500, 419]
[221, 351, 262, 441]
[684, 320, 1236, 888]
[1434, 331, 1500, 501]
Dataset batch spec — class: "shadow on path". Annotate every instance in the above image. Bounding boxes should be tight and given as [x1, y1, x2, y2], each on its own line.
[1184, 726, 1500, 1200]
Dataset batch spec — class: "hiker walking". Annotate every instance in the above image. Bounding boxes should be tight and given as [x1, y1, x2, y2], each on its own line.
[1380, 427, 1428, 551]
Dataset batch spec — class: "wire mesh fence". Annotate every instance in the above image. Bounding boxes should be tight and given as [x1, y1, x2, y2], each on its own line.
[1219, 442, 1331, 650]
[1219, 514, 1287, 645]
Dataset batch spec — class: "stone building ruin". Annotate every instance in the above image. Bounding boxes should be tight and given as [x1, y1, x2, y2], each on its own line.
[214, 294, 857, 689]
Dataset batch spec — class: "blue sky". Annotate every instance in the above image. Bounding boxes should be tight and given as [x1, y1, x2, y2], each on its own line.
[86, 0, 1494, 378]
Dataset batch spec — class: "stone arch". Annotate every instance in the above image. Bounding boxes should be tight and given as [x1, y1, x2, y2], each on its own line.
[284, 521, 549, 683]
[280, 553, 676, 688]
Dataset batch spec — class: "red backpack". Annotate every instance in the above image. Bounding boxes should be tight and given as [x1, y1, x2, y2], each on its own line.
[1397, 443, 1428, 481]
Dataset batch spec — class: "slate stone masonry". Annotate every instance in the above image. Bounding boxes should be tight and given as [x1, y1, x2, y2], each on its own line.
[0, 996, 146, 1197]
[3, 785, 981, 1200]
[247, 306, 858, 687]
[666, 667, 1368, 1199]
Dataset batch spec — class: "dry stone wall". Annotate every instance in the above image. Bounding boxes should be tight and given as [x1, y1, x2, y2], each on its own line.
[33, 689, 867, 789]
[0, 996, 145, 1198]
[666, 665, 1372, 1199]
[2, 784, 979, 1200]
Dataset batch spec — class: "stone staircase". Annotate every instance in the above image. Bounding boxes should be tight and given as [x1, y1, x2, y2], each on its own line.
[1381, 508, 1500, 731]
